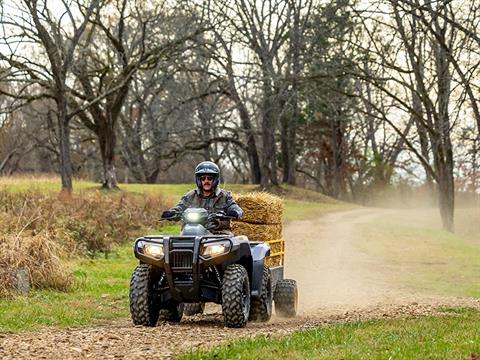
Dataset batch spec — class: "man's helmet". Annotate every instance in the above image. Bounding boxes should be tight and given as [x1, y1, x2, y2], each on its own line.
[195, 161, 220, 190]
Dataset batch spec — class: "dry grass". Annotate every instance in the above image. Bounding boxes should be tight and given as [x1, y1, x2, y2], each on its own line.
[0, 190, 170, 296]
[233, 192, 283, 224]
[0, 235, 72, 297]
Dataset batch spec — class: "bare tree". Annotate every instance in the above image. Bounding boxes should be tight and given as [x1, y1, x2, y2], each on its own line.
[0, 0, 100, 193]
[351, 0, 471, 231]
[69, 1, 204, 188]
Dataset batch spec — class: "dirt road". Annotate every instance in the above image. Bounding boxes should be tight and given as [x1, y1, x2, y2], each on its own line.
[286, 208, 419, 313]
[1, 208, 479, 359]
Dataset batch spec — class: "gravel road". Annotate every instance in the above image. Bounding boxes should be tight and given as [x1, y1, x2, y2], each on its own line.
[1, 208, 479, 359]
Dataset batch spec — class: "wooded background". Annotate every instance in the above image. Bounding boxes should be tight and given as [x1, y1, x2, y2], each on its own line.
[0, 0, 479, 232]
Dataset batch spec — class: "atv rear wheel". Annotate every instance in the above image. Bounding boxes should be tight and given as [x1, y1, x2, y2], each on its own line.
[249, 266, 272, 322]
[274, 279, 298, 318]
[222, 264, 250, 328]
[158, 302, 184, 322]
[129, 264, 160, 326]
[183, 303, 205, 316]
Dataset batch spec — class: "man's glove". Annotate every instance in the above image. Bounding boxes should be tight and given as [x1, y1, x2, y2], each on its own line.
[226, 208, 241, 219]
[210, 211, 225, 220]
[206, 212, 222, 230]
[161, 210, 177, 219]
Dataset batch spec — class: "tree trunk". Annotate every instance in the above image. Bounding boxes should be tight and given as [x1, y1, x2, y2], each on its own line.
[98, 121, 118, 189]
[437, 165, 455, 232]
[331, 116, 345, 199]
[280, 94, 297, 185]
[225, 72, 261, 184]
[57, 95, 73, 194]
[260, 75, 278, 187]
[281, 3, 301, 186]
[433, 14, 455, 232]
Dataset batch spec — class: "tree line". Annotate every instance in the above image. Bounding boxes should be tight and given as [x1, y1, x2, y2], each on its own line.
[0, 0, 478, 232]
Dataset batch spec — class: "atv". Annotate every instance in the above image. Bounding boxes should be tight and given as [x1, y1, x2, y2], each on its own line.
[129, 208, 298, 328]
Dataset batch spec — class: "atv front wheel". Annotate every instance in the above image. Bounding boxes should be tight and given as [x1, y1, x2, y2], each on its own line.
[249, 266, 272, 322]
[129, 264, 160, 326]
[184, 303, 205, 316]
[274, 279, 298, 317]
[159, 302, 184, 322]
[222, 264, 250, 328]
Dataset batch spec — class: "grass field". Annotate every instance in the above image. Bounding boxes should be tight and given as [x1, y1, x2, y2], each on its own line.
[0, 178, 343, 333]
[357, 208, 480, 298]
[0, 176, 348, 222]
[0, 243, 135, 332]
[1, 175, 478, 359]
[183, 308, 480, 359]
[0, 225, 180, 333]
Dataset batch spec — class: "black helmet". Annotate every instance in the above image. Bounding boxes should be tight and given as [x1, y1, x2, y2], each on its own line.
[195, 161, 220, 190]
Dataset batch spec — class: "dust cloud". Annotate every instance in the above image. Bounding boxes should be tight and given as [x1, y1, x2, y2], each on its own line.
[283, 206, 479, 315]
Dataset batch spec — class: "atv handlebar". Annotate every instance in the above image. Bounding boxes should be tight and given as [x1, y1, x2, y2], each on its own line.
[160, 210, 237, 223]
[160, 210, 181, 221]
[215, 213, 237, 221]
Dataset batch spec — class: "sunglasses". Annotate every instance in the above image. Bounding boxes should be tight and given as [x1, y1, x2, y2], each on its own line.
[200, 175, 214, 181]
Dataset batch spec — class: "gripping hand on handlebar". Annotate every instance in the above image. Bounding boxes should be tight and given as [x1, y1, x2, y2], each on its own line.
[161, 210, 179, 220]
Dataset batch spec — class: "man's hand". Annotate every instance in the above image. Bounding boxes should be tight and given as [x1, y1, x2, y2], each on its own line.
[161, 210, 177, 219]
[206, 212, 221, 230]
[226, 208, 241, 219]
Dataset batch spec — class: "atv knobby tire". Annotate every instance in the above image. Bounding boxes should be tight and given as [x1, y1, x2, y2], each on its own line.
[183, 303, 205, 316]
[158, 302, 184, 322]
[274, 279, 298, 318]
[129, 264, 160, 326]
[249, 266, 272, 322]
[222, 264, 250, 328]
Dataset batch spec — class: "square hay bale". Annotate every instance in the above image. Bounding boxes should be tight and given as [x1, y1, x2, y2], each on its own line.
[265, 256, 282, 267]
[233, 192, 283, 224]
[265, 240, 284, 268]
[267, 240, 284, 255]
[231, 222, 282, 242]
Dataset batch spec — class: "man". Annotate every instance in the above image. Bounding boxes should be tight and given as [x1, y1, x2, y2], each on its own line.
[161, 161, 243, 233]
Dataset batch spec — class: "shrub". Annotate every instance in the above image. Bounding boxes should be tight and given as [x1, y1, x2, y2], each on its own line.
[0, 190, 171, 296]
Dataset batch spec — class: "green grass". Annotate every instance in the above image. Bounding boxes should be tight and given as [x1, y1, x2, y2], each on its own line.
[0, 177, 257, 198]
[284, 199, 353, 221]
[0, 179, 341, 333]
[0, 224, 181, 333]
[183, 309, 480, 359]
[0, 177, 343, 222]
[358, 209, 480, 298]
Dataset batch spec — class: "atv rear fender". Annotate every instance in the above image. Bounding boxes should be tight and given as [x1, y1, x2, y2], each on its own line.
[250, 243, 270, 298]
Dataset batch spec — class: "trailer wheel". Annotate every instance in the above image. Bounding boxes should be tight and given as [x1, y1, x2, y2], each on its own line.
[159, 302, 184, 322]
[184, 303, 205, 316]
[274, 279, 298, 317]
[129, 264, 160, 326]
[222, 264, 250, 328]
[249, 266, 272, 322]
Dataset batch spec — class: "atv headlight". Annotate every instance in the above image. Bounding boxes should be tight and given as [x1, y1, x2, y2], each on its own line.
[185, 212, 201, 222]
[143, 244, 164, 258]
[201, 241, 230, 257]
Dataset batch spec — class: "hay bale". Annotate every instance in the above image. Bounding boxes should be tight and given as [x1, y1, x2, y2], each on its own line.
[232, 192, 286, 268]
[232, 222, 282, 242]
[265, 256, 282, 267]
[267, 240, 284, 254]
[234, 192, 283, 224]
